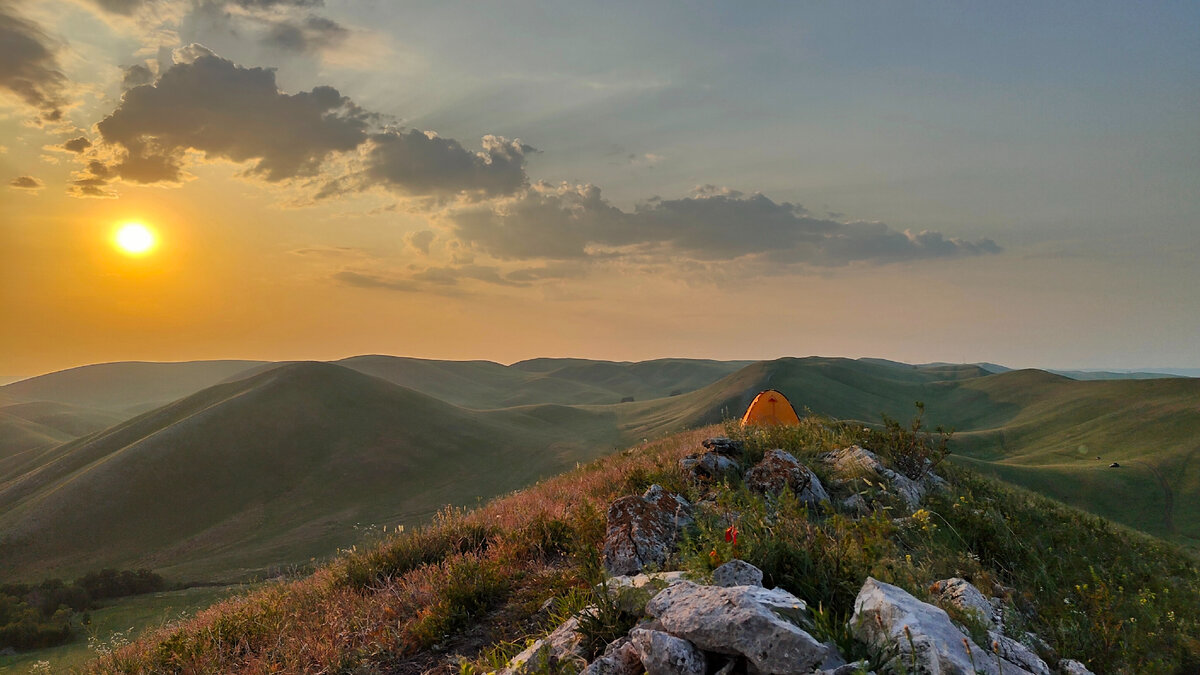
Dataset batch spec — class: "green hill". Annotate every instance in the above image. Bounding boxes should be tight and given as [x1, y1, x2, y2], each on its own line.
[0, 360, 268, 414]
[0, 362, 622, 582]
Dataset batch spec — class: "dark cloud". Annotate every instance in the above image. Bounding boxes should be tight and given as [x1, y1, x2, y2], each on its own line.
[230, 0, 323, 7]
[95, 50, 373, 183]
[0, 2, 67, 122]
[121, 64, 154, 89]
[8, 175, 42, 189]
[354, 131, 533, 198]
[62, 136, 92, 153]
[333, 260, 581, 294]
[406, 230, 435, 254]
[262, 14, 348, 53]
[450, 183, 1001, 266]
[86, 48, 532, 198]
[88, 0, 145, 16]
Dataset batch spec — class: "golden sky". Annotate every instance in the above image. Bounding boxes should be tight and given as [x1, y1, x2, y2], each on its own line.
[2, 1, 1198, 377]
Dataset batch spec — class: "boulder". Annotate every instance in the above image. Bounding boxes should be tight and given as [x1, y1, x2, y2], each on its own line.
[1058, 659, 1096, 675]
[851, 577, 1042, 675]
[629, 628, 707, 675]
[930, 577, 997, 629]
[702, 437, 744, 457]
[603, 571, 689, 613]
[823, 446, 941, 509]
[989, 631, 1052, 675]
[645, 580, 827, 674]
[603, 485, 693, 576]
[502, 610, 589, 674]
[840, 493, 871, 516]
[680, 452, 741, 481]
[582, 637, 642, 675]
[712, 560, 764, 588]
[745, 449, 830, 508]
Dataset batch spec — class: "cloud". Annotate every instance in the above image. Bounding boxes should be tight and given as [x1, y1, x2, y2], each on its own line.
[351, 131, 533, 198]
[332, 270, 420, 292]
[62, 136, 92, 153]
[406, 230, 435, 255]
[0, 1, 68, 122]
[449, 182, 1001, 267]
[83, 48, 531, 199]
[93, 49, 374, 184]
[8, 175, 43, 190]
[261, 14, 347, 53]
[121, 63, 155, 89]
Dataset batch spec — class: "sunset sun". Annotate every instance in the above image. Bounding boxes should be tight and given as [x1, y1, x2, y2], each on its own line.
[113, 222, 158, 256]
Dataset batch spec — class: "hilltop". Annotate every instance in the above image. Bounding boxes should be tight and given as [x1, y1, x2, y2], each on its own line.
[79, 420, 1200, 674]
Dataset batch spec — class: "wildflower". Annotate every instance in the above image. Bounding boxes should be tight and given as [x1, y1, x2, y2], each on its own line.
[709, 549, 720, 565]
[725, 525, 739, 544]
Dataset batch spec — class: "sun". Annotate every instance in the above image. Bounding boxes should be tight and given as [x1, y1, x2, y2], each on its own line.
[113, 222, 158, 256]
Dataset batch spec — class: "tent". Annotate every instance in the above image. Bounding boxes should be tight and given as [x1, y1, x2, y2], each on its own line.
[741, 389, 801, 426]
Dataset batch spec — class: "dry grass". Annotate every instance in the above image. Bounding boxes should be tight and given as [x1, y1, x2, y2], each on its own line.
[84, 428, 714, 674]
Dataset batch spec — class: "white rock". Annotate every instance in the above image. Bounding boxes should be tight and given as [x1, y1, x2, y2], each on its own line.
[582, 637, 642, 675]
[501, 610, 588, 674]
[645, 580, 826, 674]
[712, 560, 764, 588]
[988, 630, 1051, 675]
[824, 446, 928, 509]
[850, 577, 1036, 675]
[930, 577, 997, 629]
[1058, 659, 1096, 675]
[630, 628, 706, 675]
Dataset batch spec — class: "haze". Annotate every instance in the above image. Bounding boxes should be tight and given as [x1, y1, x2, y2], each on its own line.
[2, 1, 1198, 377]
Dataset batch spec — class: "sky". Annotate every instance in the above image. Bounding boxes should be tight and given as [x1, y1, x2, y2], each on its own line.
[1, 0, 1198, 377]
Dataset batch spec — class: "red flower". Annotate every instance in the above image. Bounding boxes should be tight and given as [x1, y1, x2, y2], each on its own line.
[724, 525, 739, 545]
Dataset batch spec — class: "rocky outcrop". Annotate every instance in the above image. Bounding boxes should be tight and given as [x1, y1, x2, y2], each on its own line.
[1058, 659, 1096, 675]
[745, 449, 830, 508]
[603, 485, 693, 575]
[581, 637, 642, 675]
[501, 610, 589, 674]
[630, 627, 707, 675]
[930, 577, 999, 629]
[823, 446, 944, 509]
[645, 580, 828, 674]
[712, 559, 764, 588]
[851, 577, 1048, 675]
[701, 437, 744, 457]
[679, 452, 740, 482]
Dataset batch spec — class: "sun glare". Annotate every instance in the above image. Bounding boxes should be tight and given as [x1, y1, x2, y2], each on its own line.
[113, 222, 157, 256]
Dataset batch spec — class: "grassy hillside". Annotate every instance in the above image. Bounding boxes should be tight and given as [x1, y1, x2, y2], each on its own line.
[337, 355, 751, 408]
[78, 422, 1200, 675]
[0, 362, 622, 582]
[0, 360, 268, 414]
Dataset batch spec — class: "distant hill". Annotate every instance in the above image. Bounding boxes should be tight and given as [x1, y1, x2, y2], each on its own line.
[0, 360, 268, 414]
[0, 362, 621, 581]
[2, 354, 1198, 583]
[338, 355, 753, 408]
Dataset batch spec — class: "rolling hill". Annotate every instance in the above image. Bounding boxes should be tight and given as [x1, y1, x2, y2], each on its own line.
[0, 360, 268, 414]
[0, 362, 622, 581]
[1, 354, 1197, 585]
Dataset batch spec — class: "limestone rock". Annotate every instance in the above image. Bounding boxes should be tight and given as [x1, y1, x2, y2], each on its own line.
[645, 580, 826, 674]
[702, 436, 744, 457]
[603, 485, 693, 576]
[630, 628, 706, 675]
[988, 630, 1052, 675]
[603, 571, 689, 613]
[840, 493, 871, 516]
[823, 446, 940, 509]
[712, 559, 764, 588]
[680, 452, 740, 481]
[1057, 659, 1095, 675]
[930, 577, 997, 629]
[502, 610, 588, 674]
[582, 637, 642, 675]
[850, 577, 1038, 675]
[745, 449, 830, 508]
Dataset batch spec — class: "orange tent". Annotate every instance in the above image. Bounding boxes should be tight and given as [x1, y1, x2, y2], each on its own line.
[741, 389, 801, 426]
